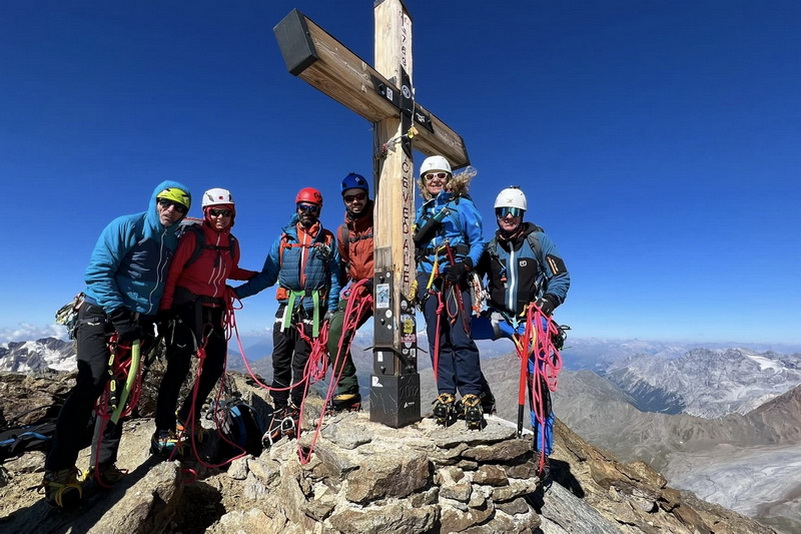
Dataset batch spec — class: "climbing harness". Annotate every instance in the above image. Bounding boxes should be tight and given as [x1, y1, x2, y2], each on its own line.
[423, 243, 472, 382]
[89, 335, 145, 488]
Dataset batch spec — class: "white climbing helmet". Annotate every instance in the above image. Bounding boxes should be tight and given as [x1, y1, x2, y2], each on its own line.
[419, 155, 452, 178]
[201, 188, 235, 208]
[494, 186, 527, 211]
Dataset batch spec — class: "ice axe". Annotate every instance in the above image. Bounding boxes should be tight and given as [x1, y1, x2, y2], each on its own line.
[516, 349, 527, 438]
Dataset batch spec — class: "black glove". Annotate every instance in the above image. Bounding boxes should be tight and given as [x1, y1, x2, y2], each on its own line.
[535, 294, 559, 316]
[445, 258, 473, 284]
[323, 310, 333, 323]
[108, 307, 143, 343]
[363, 279, 374, 294]
[156, 309, 175, 335]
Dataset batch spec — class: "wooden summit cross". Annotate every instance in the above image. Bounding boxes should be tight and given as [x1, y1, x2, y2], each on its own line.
[274, 0, 469, 428]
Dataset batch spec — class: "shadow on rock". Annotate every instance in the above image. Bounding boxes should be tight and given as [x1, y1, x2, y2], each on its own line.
[526, 458, 585, 514]
[1, 455, 178, 534]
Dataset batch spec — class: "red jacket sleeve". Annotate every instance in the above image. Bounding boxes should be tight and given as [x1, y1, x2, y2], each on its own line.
[229, 238, 258, 281]
[160, 231, 197, 311]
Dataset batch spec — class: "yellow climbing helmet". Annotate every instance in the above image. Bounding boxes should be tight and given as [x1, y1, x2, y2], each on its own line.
[156, 187, 191, 211]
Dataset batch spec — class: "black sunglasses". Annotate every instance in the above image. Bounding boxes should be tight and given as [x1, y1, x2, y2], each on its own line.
[158, 198, 188, 214]
[209, 209, 232, 217]
[343, 192, 366, 203]
[297, 203, 320, 213]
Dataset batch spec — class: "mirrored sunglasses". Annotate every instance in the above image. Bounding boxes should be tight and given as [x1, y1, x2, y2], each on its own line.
[158, 198, 188, 214]
[297, 203, 320, 213]
[424, 172, 449, 181]
[343, 192, 366, 203]
[209, 209, 232, 217]
[495, 207, 524, 218]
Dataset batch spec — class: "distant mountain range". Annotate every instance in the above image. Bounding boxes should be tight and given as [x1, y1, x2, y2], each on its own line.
[3, 334, 800, 531]
[601, 347, 801, 417]
[7, 335, 800, 422]
[553, 368, 801, 533]
[0, 338, 75, 373]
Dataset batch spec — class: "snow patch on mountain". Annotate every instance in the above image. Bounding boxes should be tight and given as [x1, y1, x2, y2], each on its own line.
[746, 352, 783, 372]
[0, 338, 76, 372]
[601, 347, 801, 418]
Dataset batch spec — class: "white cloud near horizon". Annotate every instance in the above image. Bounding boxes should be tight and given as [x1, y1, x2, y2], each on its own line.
[0, 323, 68, 344]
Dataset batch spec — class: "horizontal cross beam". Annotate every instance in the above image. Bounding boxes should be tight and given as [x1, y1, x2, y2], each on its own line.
[274, 9, 469, 168]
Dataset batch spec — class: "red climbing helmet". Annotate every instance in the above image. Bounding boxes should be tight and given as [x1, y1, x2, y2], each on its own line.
[296, 187, 323, 207]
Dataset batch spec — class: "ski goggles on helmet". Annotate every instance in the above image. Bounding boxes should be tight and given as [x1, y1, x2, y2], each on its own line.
[297, 203, 320, 213]
[495, 207, 524, 218]
[156, 187, 191, 212]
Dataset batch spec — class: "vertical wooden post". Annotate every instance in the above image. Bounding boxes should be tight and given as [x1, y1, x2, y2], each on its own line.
[370, 0, 421, 427]
[273, 5, 469, 428]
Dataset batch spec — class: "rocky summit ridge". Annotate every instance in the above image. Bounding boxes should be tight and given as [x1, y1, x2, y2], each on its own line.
[0, 371, 774, 534]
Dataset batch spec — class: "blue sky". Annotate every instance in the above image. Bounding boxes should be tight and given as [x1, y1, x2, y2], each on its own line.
[1, 1, 799, 347]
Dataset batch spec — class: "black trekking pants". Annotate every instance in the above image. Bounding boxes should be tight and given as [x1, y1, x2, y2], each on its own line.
[155, 301, 226, 432]
[271, 305, 313, 409]
[325, 294, 373, 396]
[45, 301, 155, 471]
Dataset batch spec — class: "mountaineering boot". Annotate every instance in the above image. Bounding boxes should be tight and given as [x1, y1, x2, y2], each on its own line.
[42, 467, 83, 510]
[280, 404, 301, 439]
[263, 404, 300, 447]
[177, 417, 207, 444]
[263, 406, 286, 447]
[83, 462, 127, 487]
[461, 394, 485, 430]
[432, 393, 458, 427]
[535, 452, 552, 488]
[479, 390, 497, 415]
[150, 429, 186, 459]
[453, 397, 464, 420]
[327, 392, 362, 414]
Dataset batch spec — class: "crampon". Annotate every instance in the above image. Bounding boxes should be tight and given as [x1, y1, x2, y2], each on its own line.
[461, 393, 485, 430]
[432, 393, 458, 427]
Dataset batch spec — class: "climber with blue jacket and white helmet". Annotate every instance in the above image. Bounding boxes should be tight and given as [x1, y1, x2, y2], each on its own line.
[473, 185, 570, 482]
[414, 155, 488, 430]
[42, 181, 191, 510]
